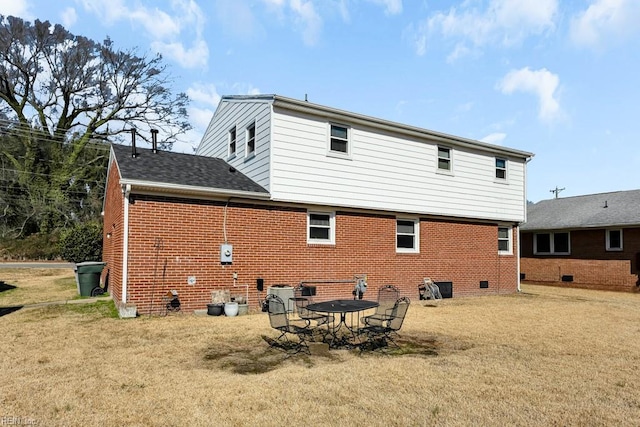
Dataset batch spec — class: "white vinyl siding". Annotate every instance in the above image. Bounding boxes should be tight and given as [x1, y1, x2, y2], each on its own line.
[269, 108, 528, 223]
[197, 100, 271, 190]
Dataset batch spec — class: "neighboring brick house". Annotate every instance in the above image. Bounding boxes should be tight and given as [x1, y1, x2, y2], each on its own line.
[520, 190, 640, 292]
[103, 94, 534, 315]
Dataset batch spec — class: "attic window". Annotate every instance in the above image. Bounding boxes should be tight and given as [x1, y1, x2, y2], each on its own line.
[228, 127, 236, 157]
[246, 122, 256, 157]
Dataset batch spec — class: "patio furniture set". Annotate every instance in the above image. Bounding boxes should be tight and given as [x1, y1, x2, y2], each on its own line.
[266, 282, 411, 354]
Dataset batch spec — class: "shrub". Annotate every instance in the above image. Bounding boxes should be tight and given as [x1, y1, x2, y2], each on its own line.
[0, 232, 61, 260]
[59, 222, 103, 263]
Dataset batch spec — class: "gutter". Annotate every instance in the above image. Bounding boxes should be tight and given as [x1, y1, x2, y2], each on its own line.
[119, 179, 271, 201]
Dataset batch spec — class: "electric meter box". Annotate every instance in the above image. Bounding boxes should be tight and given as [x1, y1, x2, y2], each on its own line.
[220, 244, 233, 263]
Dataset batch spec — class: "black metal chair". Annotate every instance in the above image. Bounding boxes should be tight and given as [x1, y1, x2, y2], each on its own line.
[266, 294, 313, 354]
[361, 284, 400, 326]
[291, 285, 333, 326]
[359, 296, 410, 349]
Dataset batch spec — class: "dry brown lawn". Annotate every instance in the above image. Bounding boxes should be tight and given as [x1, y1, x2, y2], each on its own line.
[1, 268, 639, 426]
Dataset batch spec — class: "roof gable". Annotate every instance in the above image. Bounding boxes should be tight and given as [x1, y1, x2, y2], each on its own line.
[522, 189, 640, 230]
[110, 144, 268, 196]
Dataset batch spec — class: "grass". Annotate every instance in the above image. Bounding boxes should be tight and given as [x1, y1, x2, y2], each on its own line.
[1, 268, 640, 426]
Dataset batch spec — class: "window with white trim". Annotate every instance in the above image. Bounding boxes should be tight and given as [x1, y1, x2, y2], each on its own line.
[437, 146, 451, 171]
[606, 229, 623, 251]
[246, 122, 256, 157]
[534, 232, 570, 255]
[498, 226, 512, 254]
[329, 124, 349, 155]
[307, 212, 335, 244]
[228, 127, 236, 157]
[495, 158, 507, 180]
[396, 218, 419, 253]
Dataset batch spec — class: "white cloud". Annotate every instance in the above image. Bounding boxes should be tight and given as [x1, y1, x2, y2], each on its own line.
[480, 132, 507, 145]
[60, 7, 77, 28]
[570, 0, 640, 48]
[497, 67, 562, 122]
[290, 0, 323, 46]
[0, 0, 31, 18]
[412, 0, 557, 57]
[78, 0, 208, 69]
[367, 0, 402, 15]
[186, 83, 222, 107]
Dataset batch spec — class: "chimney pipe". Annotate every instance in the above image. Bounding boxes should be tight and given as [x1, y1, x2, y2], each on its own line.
[130, 128, 137, 158]
[151, 129, 159, 153]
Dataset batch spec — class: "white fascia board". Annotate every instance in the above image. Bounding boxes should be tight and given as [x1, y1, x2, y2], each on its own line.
[120, 179, 271, 200]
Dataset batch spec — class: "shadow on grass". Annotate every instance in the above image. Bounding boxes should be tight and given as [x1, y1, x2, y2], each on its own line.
[0, 280, 17, 292]
[201, 333, 472, 375]
[0, 306, 23, 317]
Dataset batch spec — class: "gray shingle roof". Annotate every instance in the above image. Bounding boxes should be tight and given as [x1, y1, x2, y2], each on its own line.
[521, 189, 640, 231]
[111, 143, 268, 195]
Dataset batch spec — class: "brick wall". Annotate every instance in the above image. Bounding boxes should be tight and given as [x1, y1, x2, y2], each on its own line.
[119, 194, 518, 314]
[520, 228, 640, 292]
[101, 162, 124, 303]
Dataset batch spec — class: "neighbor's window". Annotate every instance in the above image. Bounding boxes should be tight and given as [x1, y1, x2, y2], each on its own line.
[495, 158, 507, 180]
[308, 212, 335, 244]
[329, 124, 349, 155]
[498, 226, 512, 254]
[396, 218, 419, 253]
[606, 229, 623, 251]
[246, 122, 256, 157]
[437, 146, 451, 171]
[534, 232, 570, 255]
[228, 126, 236, 157]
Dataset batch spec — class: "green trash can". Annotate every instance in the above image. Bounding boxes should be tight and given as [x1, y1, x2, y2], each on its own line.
[75, 262, 106, 296]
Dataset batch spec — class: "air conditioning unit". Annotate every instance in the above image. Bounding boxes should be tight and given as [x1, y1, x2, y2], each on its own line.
[267, 285, 294, 312]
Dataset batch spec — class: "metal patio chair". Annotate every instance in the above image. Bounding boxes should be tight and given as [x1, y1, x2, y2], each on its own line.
[361, 284, 400, 326]
[359, 296, 411, 349]
[266, 294, 313, 354]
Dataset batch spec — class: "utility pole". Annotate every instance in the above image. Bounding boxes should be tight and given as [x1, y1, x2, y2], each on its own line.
[550, 186, 565, 199]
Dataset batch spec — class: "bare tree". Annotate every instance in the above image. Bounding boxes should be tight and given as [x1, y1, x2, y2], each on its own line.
[0, 15, 191, 239]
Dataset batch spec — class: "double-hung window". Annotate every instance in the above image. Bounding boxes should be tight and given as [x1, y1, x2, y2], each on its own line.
[396, 218, 419, 253]
[329, 124, 350, 156]
[246, 122, 256, 157]
[498, 226, 512, 254]
[495, 158, 507, 180]
[228, 127, 236, 158]
[307, 212, 335, 244]
[534, 232, 570, 255]
[437, 146, 451, 172]
[606, 229, 623, 251]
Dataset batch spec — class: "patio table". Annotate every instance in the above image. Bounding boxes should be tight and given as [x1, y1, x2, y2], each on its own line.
[306, 299, 378, 348]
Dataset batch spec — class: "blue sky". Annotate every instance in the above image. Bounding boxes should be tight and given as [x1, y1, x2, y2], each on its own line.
[2, 0, 639, 202]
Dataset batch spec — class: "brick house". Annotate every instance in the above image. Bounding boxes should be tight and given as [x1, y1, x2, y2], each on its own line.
[102, 94, 534, 315]
[520, 190, 640, 292]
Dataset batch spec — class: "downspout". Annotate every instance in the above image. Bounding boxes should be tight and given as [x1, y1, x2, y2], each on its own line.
[516, 224, 521, 292]
[122, 184, 131, 303]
